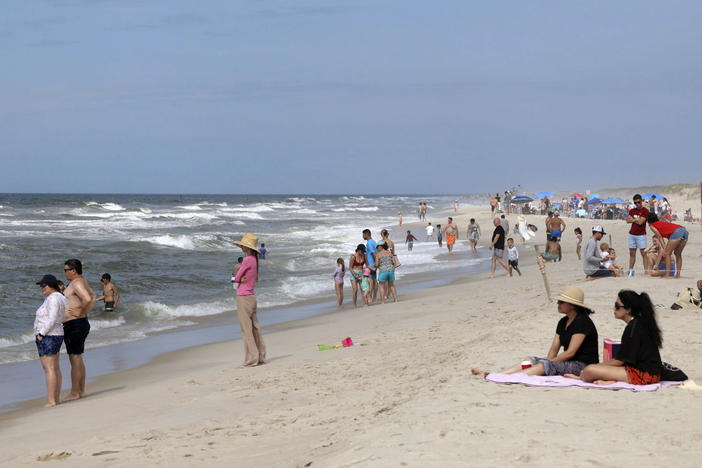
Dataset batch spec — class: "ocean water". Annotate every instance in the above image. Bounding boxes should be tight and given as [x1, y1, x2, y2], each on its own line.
[0, 194, 486, 365]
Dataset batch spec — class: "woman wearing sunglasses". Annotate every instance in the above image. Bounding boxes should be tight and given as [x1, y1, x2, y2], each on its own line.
[472, 285, 599, 378]
[574, 290, 662, 385]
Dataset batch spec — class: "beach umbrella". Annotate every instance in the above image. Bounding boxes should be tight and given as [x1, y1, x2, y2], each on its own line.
[570, 193, 584, 198]
[589, 193, 601, 199]
[587, 197, 602, 204]
[642, 192, 664, 200]
[511, 195, 533, 203]
[534, 191, 556, 199]
[602, 197, 628, 205]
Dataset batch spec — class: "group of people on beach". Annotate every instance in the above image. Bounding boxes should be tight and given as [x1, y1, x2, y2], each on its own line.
[472, 285, 675, 386]
[32, 260, 118, 407]
[582, 193, 689, 279]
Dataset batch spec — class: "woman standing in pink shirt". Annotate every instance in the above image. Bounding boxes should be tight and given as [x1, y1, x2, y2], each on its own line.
[233, 233, 266, 367]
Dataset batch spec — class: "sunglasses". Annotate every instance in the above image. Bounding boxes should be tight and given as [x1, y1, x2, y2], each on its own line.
[614, 302, 624, 310]
[63, 267, 74, 272]
[634, 200, 642, 204]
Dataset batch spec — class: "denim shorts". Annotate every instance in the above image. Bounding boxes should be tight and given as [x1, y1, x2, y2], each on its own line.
[378, 271, 395, 283]
[670, 227, 689, 241]
[628, 234, 647, 249]
[36, 335, 63, 356]
[588, 268, 613, 278]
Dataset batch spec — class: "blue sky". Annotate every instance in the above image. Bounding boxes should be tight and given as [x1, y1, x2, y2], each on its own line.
[1, 1, 701, 194]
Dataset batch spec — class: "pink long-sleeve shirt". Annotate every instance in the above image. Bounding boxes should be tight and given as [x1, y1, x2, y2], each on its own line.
[234, 254, 258, 296]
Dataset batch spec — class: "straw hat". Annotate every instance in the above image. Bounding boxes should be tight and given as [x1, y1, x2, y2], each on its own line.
[555, 285, 592, 311]
[233, 233, 260, 253]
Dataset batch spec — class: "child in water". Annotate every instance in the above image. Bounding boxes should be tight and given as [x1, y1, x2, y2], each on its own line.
[574, 227, 583, 260]
[332, 258, 345, 307]
[506, 238, 521, 277]
[361, 267, 371, 306]
[96, 273, 120, 311]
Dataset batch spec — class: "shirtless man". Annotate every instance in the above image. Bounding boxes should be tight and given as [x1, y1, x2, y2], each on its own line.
[546, 211, 566, 261]
[96, 273, 119, 311]
[62, 259, 96, 401]
[443, 217, 459, 254]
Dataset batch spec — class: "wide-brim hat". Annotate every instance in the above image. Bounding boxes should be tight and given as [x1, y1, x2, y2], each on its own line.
[555, 285, 593, 312]
[233, 233, 260, 253]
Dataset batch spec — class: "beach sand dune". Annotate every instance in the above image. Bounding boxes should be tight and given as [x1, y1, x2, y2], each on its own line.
[2, 202, 701, 467]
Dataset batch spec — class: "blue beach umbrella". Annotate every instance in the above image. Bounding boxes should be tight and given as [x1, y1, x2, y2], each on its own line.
[642, 192, 664, 200]
[589, 193, 601, 199]
[534, 191, 556, 199]
[511, 195, 533, 203]
[602, 197, 627, 205]
[587, 197, 603, 204]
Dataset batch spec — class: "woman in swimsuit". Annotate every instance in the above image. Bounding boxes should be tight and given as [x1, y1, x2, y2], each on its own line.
[467, 218, 481, 252]
[376, 241, 398, 304]
[648, 213, 688, 279]
[380, 229, 398, 267]
[348, 244, 367, 308]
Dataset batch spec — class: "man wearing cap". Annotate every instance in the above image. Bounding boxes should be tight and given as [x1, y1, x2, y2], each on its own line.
[62, 258, 97, 401]
[583, 226, 612, 278]
[626, 194, 650, 277]
[233, 233, 266, 367]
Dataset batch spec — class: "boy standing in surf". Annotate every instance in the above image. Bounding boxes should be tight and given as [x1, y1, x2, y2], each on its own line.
[96, 273, 120, 311]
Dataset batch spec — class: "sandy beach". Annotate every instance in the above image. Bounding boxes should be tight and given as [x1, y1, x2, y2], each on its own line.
[3, 196, 701, 467]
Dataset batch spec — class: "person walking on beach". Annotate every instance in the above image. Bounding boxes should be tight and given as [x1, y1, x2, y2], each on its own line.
[417, 202, 423, 221]
[425, 222, 434, 241]
[626, 194, 650, 277]
[62, 258, 96, 401]
[348, 244, 367, 307]
[444, 217, 459, 254]
[467, 218, 481, 253]
[506, 238, 521, 277]
[362, 229, 379, 302]
[233, 233, 266, 367]
[96, 273, 119, 312]
[405, 230, 417, 251]
[332, 258, 345, 308]
[398, 211, 402, 226]
[34, 274, 66, 407]
[454, 200, 458, 213]
[500, 214, 509, 236]
[488, 218, 509, 278]
[436, 224, 443, 248]
[583, 226, 612, 279]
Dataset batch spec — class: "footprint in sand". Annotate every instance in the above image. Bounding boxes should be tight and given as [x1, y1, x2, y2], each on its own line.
[36, 451, 71, 461]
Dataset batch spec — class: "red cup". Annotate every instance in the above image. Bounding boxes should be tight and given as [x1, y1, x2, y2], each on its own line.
[521, 360, 532, 369]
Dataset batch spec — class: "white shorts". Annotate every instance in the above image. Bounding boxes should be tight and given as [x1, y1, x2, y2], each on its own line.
[628, 234, 647, 249]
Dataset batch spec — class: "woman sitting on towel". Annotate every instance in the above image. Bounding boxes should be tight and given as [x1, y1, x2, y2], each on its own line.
[472, 286, 599, 377]
[569, 290, 662, 385]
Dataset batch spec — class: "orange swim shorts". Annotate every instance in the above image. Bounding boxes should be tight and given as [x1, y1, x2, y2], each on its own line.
[446, 235, 456, 245]
[625, 366, 661, 385]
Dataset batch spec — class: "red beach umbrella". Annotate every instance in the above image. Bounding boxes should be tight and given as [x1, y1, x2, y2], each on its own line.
[570, 193, 584, 198]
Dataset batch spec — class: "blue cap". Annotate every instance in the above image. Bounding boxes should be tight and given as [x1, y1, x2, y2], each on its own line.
[36, 274, 59, 287]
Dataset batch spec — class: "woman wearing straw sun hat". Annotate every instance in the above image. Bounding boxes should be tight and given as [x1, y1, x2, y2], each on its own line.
[233, 233, 266, 367]
[471, 285, 599, 378]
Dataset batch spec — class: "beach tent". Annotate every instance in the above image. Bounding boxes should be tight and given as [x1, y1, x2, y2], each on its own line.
[642, 192, 664, 200]
[602, 197, 627, 205]
[511, 195, 533, 203]
[534, 191, 556, 199]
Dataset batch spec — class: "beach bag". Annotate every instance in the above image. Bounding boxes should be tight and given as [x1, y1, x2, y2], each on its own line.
[392, 254, 401, 268]
[673, 287, 701, 309]
[661, 362, 688, 381]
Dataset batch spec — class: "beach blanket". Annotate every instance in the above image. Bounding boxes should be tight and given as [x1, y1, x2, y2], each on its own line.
[486, 373, 682, 392]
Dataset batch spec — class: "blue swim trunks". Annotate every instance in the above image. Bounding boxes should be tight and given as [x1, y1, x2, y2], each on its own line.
[378, 271, 395, 283]
[36, 335, 63, 356]
[550, 229, 562, 240]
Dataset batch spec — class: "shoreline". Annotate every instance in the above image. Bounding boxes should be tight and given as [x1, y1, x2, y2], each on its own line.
[0, 210, 497, 413]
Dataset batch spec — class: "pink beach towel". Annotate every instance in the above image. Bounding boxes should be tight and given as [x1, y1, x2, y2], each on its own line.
[485, 373, 682, 392]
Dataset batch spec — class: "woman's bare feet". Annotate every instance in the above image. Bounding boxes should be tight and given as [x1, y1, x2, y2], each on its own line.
[44, 401, 58, 407]
[471, 368, 489, 378]
[63, 392, 83, 402]
[593, 379, 617, 386]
